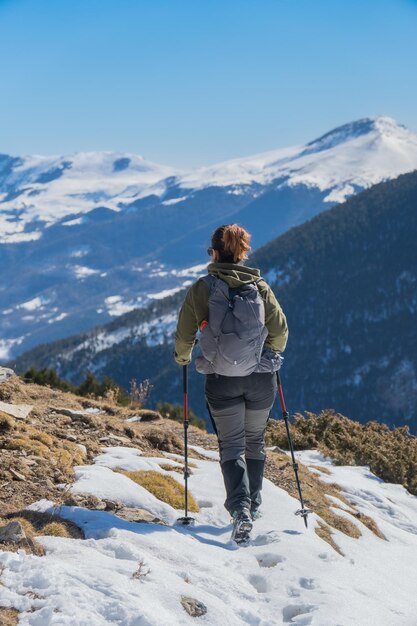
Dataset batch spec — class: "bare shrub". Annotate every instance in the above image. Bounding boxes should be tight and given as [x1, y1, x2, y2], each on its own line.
[129, 379, 153, 409]
[132, 558, 151, 580]
[142, 427, 183, 453]
[103, 387, 119, 406]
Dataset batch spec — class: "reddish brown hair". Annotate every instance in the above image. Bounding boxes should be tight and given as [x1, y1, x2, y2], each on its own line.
[210, 224, 251, 263]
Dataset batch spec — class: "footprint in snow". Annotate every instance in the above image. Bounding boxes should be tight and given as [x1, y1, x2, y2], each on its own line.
[287, 578, 317, 599]
[197, 499, 214, 508]
[287, 586, 301, 598]
[299, 577, 316, 590]
[238, 608, 266, 625]
[282, 604, 316, 624]
[250, 531, 281, 546]
[256, 552, 286, 568]
[248, 574, 269, 593]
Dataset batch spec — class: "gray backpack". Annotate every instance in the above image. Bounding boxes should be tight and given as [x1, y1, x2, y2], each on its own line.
[195, 275, 281, 376]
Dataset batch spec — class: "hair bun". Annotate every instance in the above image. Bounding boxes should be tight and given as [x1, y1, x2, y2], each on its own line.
[221, 224, 251, 263]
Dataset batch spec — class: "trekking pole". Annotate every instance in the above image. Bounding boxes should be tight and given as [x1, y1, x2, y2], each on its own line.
[276, 370, 311, 528]
[175, 364, 195, 526]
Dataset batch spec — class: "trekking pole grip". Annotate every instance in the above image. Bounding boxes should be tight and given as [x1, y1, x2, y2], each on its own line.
[276, 370, 288, 416]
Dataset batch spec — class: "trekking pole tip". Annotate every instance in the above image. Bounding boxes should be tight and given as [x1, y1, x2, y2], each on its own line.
[295, 508, 312, 528]
[175, 516, 196, 527]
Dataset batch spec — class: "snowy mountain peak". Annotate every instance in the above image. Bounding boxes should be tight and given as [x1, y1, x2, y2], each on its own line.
[371, 114, 410, 135]
[305, 115, 408, 153]
[178, 115, 417, 192]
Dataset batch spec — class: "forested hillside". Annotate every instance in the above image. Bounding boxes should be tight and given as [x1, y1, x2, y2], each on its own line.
[9, 170, 417, 431]
[251, 170, 417, 429]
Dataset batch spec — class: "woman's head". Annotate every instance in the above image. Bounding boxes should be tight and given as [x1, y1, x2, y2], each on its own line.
[209, 224, 251, 264]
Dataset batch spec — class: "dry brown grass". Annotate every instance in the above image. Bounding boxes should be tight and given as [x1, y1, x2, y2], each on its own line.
[158, 463, 184, 474]
[119, 469, 199, 512]
[309, 465, 331, 475]
[3, 420, 86, 483]
[7, 510, 83, 540]
[0, 375, 81, 409]
[141, 427, 183, 454]
[0, 411, 15, 432]
[315, 520, 344, 555]
[266, 410, 417, 495]
[41, 522, 72, 537]
[265, 449, 385, 553]
[31, 431, 54, 447]
[5, 435, 49, 458]
[348, 510, 385, 539]
[158, 461, 197, 474]
[0, 607, 19, 626]
[0, 373, 390, 561]
[0, 376, 192, 531]
[0, 510, 80, 552]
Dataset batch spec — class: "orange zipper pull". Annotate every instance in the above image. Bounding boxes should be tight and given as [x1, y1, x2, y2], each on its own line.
[199, 320, 209, 331]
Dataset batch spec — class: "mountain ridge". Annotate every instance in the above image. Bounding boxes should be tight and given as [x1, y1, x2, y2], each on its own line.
[2, 115, 417, 361]
[1, 115, 416, 243]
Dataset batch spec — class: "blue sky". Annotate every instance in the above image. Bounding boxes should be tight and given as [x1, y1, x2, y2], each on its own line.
[0, 0, 416, 166]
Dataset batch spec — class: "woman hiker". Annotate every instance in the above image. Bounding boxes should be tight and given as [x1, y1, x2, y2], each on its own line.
[174, 224, 288, 544]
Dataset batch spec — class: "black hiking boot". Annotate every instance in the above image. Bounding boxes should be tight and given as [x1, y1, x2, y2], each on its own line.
[231, 508, 253, 545]
[247, 458, 265, 519]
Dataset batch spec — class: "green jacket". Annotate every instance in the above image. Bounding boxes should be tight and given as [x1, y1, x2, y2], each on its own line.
[174, 262, 288, 365]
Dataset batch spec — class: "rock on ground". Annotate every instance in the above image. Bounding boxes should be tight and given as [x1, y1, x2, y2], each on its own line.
[0, 367, 15, 383]
[181, 596, 208, 617]
[0, 401, 33, 420]
[0, 521, 26, 544]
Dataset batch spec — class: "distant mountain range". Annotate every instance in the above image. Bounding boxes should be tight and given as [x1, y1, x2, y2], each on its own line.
[9, 169, 417, 433]
[2, 116, 417, 360]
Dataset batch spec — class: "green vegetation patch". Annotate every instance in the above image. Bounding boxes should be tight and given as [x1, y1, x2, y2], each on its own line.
[22, 367, 129, 405]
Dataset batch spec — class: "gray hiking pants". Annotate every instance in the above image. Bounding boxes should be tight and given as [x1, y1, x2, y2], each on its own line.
[205, 372, 277, 514]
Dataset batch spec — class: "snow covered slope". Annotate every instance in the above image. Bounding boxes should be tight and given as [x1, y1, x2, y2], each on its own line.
[1, 116, 417, 244]
[2, 116, 417, 360]
[0, 152, 176, 244]
[1, 444, 417, 625]
[178, 116, 417, 198]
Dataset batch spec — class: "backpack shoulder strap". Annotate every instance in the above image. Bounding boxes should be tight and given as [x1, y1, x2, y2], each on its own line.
[201, 274, 218, 294]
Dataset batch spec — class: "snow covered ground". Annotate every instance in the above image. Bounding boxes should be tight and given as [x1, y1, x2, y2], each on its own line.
[1, 445, 417, 625]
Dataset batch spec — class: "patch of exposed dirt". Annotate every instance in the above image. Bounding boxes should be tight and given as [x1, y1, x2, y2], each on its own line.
[0, 375, 202, 518]
[0, 607, 19, 626]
